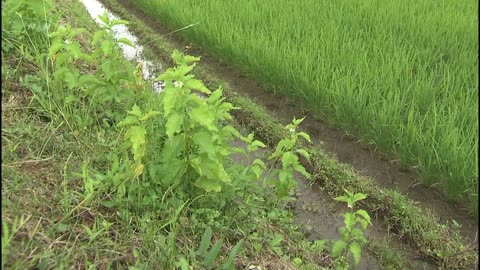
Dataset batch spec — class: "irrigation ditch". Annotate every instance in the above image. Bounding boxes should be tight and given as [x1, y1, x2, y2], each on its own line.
[80, 0, 478, 268]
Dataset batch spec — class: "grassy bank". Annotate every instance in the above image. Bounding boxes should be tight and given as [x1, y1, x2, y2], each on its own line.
[129, 0, 479, 211]
[97, 0, 478, 268]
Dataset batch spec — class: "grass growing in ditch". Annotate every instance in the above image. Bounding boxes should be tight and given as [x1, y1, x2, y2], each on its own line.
[129, 0, 479, 213]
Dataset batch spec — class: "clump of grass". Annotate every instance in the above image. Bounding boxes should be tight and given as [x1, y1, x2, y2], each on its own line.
[129, 0, 479, 212]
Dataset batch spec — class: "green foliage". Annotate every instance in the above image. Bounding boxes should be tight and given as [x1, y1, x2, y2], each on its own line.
[332, 189, 371, 269]
[1, 0, 57, 52]
[47, 12, 138, 124]
[132, 0, 479, 213]
[175, 227, 244, 270]
[267, 117, 312, 197]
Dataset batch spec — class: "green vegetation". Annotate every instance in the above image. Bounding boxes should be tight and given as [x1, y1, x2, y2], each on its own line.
[332, 190, 371, 269]
[2, 0, 381, 269]
[97, 0, 478, 267]
[130, 0, 479, 211]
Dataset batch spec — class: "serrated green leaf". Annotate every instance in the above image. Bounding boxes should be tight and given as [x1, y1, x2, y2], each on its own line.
[158, 158, 186, 186]
[207, 88, 223, 104]
[331, 240, 347, 258]
[251, 165, 263, 180]
[129, 126, 146, 162]
[296, 149, 311, 162]
[171, 50, 183, 64]
[100, 39, 114, 56]
[221, 125, 242, 139]
[48, 42, 63, 57]
[353, 193, 367, 203]
[68, 42, 84, 59]
[183, 55, 201, 64]
[186, 79, 211, 94]
[344, 212, 356, 231]
[294, 164, 311, 178]
[117, 115, 139, 127]
[355, 209, 371, 224]
[117, 37, 134, 47]
[165, 112, 183, 138]
[334, 196, 347, 206]
[91, 30, 106, 46]
[110, 19, 129, 26]
[281, 152, 298, 168]
[297, 132, 311, 142]
[192, 131, 216, 160]
[349, 242, 362, 266]
[190, 156, 230, 183]
[189, 106, 215, 131]
[162, 135, 184, 161]
[356, 218, 369, 230]
[350, 228, 365, 242]
[343, 188, 354, 198]
[139, 110, 161, 121]
[163, 85, 179, 117]
[252, 159, 266, 169]
[98, 11, 110, 27]
[292, 117, 305, 126]
[186, 93, 204, 107]
[252, 140, 266, 148]
[195, 176, 222, 192]
[127, 104, 143, 117]
[311, 240, 326, 251]
[79, 74, 104, 86]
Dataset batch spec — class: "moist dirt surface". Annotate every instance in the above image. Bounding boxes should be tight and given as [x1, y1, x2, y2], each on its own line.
[106, 0, 478, 245]
[230, 139, 436, 270]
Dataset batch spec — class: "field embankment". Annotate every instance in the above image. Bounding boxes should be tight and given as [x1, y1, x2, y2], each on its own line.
[128, 0, 479, 213]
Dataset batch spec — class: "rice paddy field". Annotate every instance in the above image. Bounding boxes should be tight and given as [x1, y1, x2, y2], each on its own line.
[131, 0, 479, 211]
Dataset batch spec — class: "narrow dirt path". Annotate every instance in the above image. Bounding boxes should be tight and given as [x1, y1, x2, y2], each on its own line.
[109, 0, 478, 245]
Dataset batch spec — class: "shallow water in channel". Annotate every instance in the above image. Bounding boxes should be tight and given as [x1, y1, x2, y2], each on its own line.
[79, 0, 164, 92]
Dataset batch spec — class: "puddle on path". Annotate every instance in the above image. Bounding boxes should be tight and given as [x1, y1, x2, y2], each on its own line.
[79, 0, 164, 92]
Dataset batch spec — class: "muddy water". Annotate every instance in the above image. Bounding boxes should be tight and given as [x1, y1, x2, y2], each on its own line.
[106, 0, 478, 244]
[79, 0, 164, 92]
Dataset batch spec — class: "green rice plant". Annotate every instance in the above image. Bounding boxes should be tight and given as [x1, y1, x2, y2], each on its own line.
[130, 0, 479, 212]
